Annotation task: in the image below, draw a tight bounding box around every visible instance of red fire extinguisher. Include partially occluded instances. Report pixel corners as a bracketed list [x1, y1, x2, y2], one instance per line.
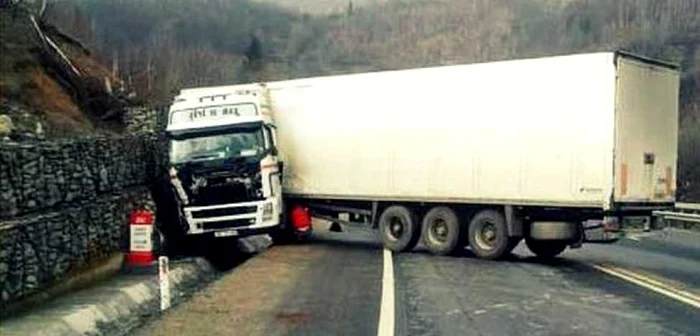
[125, 209, 157, 267]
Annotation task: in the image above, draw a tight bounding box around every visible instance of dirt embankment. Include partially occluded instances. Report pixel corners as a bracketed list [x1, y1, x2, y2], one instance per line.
[0, 5, 133, 138]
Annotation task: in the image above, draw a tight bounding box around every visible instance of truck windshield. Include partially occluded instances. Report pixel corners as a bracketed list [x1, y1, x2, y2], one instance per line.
[170, 127, 265, 164]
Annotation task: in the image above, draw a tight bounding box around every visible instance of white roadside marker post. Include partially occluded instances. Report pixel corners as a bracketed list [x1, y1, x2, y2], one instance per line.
[159, 256, 171, 311]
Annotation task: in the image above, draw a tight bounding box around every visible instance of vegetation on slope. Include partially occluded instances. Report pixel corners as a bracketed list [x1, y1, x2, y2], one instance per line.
[0, 4, 136, 138]
[45, 0, 700, 102]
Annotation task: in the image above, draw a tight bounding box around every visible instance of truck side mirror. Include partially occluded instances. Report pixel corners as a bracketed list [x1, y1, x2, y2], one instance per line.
[270, 147, 278, 156]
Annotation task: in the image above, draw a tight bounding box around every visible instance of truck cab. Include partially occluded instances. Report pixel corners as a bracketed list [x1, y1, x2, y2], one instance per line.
[165, 84, 283, 239]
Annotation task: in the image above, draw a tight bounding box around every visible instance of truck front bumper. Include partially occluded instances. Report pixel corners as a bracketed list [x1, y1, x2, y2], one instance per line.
[183, 200, 279, 236]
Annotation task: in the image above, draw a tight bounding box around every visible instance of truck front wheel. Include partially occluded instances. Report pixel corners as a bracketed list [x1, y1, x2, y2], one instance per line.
[525, 238, 567, 259]
[271, 226, 297, 245]
[379, 205, 420, 252]
[421, 206, 461, 256]
[467, 210, 516, 260]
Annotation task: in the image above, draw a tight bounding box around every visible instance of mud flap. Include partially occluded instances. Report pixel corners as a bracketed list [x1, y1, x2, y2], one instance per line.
[504, 205, 523, 237]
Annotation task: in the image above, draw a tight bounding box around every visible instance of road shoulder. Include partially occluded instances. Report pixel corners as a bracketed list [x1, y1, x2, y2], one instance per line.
[0, 258, 218, 336]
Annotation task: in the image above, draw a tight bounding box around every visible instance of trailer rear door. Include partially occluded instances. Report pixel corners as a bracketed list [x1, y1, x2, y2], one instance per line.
[613, 53, 680, 206]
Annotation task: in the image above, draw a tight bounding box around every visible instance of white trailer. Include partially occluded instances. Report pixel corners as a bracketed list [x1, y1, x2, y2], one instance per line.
[170, 51, 680, 259]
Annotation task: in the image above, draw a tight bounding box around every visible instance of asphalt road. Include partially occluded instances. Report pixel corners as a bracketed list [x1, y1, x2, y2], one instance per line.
[135, 225, 700, 336]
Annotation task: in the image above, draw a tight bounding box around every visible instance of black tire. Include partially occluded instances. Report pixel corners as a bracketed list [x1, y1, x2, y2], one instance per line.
[467, 209, 513, 260]
[379, 205, 420, 252]
[272, 203, 294, 245]
[271, 226, 297, 245]
[272, 207, 310, 245]
[421, 206, 461, 256]
[525, 237, 567, 259]
[160, 216, 191, 256]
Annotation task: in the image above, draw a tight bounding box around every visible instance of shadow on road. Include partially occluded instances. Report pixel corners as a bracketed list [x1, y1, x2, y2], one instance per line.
[408, 245, 588, 269]
[302, 233, 384, 250]
[202, 238, 256, 271]
[165, 235, 256, 271]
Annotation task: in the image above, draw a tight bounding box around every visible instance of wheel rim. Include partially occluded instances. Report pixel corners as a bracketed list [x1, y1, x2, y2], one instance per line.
[474, 220, 499, 251]
[386, 216, 406, 241]
[428, 218, 449, 244]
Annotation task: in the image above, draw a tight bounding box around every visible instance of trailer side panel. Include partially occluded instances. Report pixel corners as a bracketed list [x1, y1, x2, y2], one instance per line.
[272, 53, 617, 208]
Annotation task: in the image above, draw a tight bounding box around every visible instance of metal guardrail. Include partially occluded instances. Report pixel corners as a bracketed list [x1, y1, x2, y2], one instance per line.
[653, 211, 700, 223]
[652, 203, 700, 227]
[676, 202, 700, 211]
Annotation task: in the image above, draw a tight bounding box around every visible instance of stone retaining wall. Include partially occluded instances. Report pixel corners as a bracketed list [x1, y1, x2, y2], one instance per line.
[0, 137, 155, 219]
[0, 133, 162, 313]
[123, 106, 168, 136]
[0, 188, 153, 307]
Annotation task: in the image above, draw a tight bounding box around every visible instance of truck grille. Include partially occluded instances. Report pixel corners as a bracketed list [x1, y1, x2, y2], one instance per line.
[191, 205, 257, 219]
[191, 184, 262, 206]
[202, 218, 256, 230]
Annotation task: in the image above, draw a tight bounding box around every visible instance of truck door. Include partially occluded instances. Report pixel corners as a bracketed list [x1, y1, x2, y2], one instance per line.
[613, 55, 680, 205]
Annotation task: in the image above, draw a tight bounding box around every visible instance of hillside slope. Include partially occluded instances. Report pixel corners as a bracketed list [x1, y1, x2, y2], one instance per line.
[0, 5, 131, 138]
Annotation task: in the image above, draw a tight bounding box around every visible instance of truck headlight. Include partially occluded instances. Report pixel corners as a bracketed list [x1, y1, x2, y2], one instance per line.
[262, 203, 273, 221]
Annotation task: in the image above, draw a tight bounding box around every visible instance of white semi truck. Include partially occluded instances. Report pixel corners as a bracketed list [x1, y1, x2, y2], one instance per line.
[164, 51, 680, 259]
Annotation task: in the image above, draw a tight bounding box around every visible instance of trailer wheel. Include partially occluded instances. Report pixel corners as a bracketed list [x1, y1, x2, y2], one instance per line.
[379, 205, 420, 252]
[468, 210, 514, 260]
[525, 238, 567, 259]
[421, 206, 461, 255]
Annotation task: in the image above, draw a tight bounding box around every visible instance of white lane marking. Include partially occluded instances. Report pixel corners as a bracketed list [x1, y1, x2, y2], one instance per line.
[377, 249, 395, 336]
[592, 264, 700, 309]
